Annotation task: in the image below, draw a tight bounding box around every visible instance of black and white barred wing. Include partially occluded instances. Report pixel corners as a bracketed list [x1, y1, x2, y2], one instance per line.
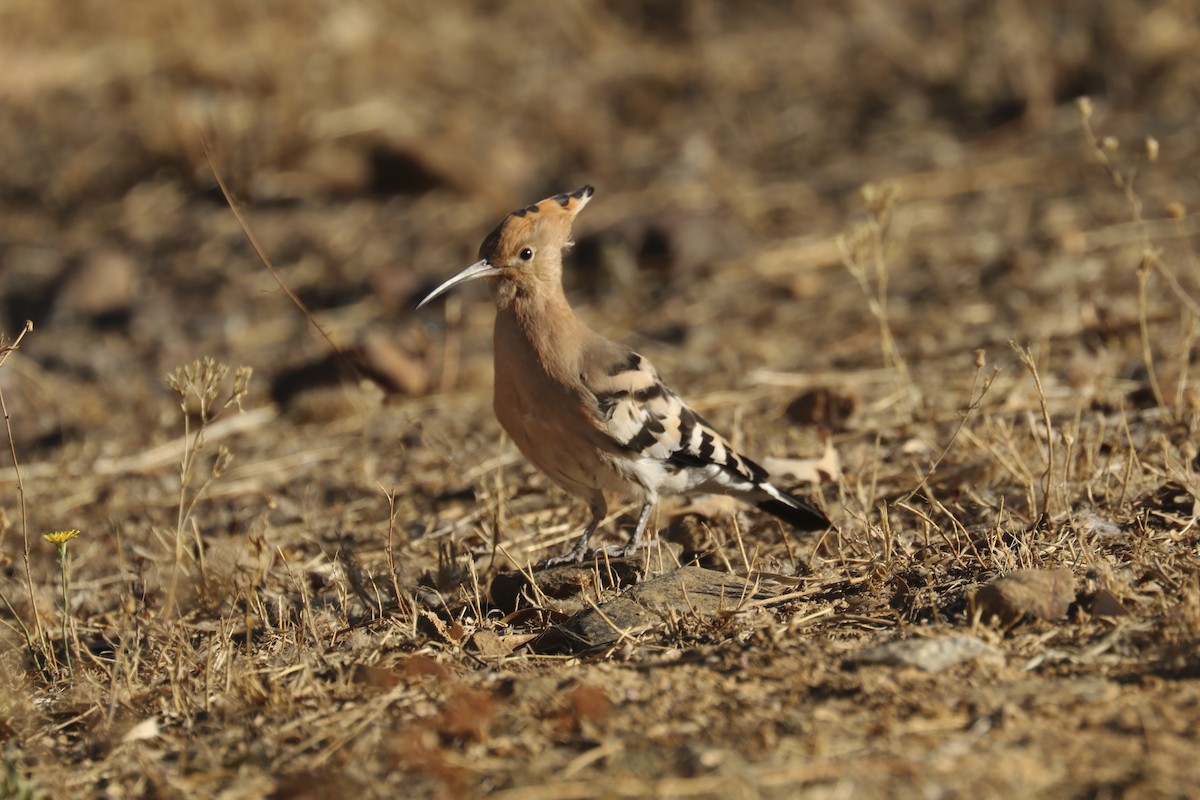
[582, 349, 830, 529]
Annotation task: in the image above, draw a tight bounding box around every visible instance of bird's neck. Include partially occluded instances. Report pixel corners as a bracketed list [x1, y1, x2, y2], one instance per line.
[497, 280, 587, 383]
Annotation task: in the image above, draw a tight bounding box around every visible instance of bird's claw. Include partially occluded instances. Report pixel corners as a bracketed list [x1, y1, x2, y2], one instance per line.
[541, 551, 586, 568]
[595, 542, 645, 559]
[539, 540, 645, 568]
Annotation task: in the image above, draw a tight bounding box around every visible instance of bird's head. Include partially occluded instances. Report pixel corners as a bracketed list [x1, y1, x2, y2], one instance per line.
[418, 185, 594, 310]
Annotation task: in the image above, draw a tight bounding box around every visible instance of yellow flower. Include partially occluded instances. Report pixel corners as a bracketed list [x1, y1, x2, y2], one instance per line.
[43, 529, 80, 546]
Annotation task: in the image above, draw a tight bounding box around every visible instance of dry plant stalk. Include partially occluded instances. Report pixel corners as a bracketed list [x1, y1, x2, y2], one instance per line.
[902, 348, 998, 505]
[1135, 253, 1166, 409]
[381, 486, 415, 622]
[1010, 342, 1055, 524]
[0, 321, 54, 683]
[1077, 97, 1200, 418]
[838, 183, 918, 411]
[164, 357, 252, 614]
[201, 133, 343, 356]
[1168, 201, 1200, 284]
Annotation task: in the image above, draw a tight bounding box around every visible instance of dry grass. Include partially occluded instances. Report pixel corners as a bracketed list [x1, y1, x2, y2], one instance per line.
[3, 0, 1200, 797]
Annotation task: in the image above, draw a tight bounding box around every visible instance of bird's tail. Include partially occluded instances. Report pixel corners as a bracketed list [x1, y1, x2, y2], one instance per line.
[754, 484, 829, 531]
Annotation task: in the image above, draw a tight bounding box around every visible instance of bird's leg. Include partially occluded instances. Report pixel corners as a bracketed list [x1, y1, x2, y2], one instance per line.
[544, 499, 606, 566]
[596, 501, 655, 558]
[621, 501, 656, 556]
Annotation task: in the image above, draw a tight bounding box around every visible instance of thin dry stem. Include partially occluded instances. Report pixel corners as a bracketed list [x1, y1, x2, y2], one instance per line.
[164, 358, 252, 614]
[838, 184, 918, 412]
[901, 350, 998, 504]
[1136, 256, 1168, 410]
[1010, 342, 1055, 523]
[1077, 97, 1198, 416]
[0, 321, 51, 679]
[201, 133, 343, 355]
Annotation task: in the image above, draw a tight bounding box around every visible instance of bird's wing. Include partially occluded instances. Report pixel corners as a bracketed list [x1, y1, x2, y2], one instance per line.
[580, 343, 830, 531]
[582, 348, 768, 490]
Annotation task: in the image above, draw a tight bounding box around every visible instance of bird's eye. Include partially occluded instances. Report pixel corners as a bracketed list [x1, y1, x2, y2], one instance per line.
[519, 247, 534, 262]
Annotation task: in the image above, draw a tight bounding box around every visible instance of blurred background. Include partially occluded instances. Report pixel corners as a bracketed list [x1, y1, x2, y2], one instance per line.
[1, 0, 1198, 528]
[4, 4, 1200, 796]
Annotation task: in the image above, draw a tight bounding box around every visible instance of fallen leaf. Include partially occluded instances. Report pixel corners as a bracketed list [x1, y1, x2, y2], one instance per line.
[1090, 589, 1131, 618]
[121, 717, 160, 743]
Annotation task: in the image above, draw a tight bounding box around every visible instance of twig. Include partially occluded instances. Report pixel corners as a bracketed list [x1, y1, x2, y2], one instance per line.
[900, 349, 998, 504]
[1136, 253, 1168, 409]
[1010, 342, 1055, 523]
[1077, 98, 1197, 415]
[199, 131, 343, 356]
[0, 321, 51, 673]
[838, 183, 918, 411]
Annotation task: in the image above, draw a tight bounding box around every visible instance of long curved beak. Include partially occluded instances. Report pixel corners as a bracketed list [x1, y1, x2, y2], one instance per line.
[416, 259, 501, 309]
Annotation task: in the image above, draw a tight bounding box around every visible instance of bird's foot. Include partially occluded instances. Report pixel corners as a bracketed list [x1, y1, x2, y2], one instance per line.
[595, 541, 646, 560]
[541, 542, 591, 567]
[540, 539, 645, 568]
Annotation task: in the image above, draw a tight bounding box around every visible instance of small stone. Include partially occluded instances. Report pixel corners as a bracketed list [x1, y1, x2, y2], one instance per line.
[561, 566, 776, 648]
[270, 331, 429, 419]
[1090, 589, 1131, 618]
[973, 569, 1076, 625]
[856, 635, 1003, 673]
[353, 329, 431, 396]
[55, 249, 138, 320]
[786, 387, 858, 430]
[300, 142, 372, 197]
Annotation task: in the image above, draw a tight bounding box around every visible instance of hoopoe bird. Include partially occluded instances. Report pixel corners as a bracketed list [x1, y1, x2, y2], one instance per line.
[419, 185, 830, 563]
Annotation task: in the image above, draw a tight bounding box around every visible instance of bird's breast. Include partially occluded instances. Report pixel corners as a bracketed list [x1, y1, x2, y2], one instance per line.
[491, 308, 629, 498]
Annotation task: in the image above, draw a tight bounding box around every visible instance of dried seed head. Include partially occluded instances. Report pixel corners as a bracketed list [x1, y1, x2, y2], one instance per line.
[860, 181, 899, 219]
[1076, 96, 1093, 119]
[1166, 202, 1186, 220]
[212, 445, 234, 479]
[1137, 250, 1160, 275]
[1144, 136, 1159, 161]
[1101, 136, 1119, 153]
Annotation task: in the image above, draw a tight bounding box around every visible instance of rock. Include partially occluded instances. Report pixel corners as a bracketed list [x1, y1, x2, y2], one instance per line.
[120, 179, 186, 244]
[973, 569, 1076, 625]
[488, 556, 644, 616]
[561, 566, 776, 648]
[786, 387, 858, 430]
[54, 249, 138, 321]
[1090, 589, 1131, 618]
[270, 330, 429, 419]
[300, 142, 373, 197]
[353, 329, 431, 396]
[855, 635, 1004, 672]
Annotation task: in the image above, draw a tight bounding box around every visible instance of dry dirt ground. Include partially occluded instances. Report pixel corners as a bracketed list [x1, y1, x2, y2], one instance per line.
[3, 2, 1200, 798]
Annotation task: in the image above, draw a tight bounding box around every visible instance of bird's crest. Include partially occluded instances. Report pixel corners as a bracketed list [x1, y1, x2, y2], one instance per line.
[478, 185, 594, 263]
